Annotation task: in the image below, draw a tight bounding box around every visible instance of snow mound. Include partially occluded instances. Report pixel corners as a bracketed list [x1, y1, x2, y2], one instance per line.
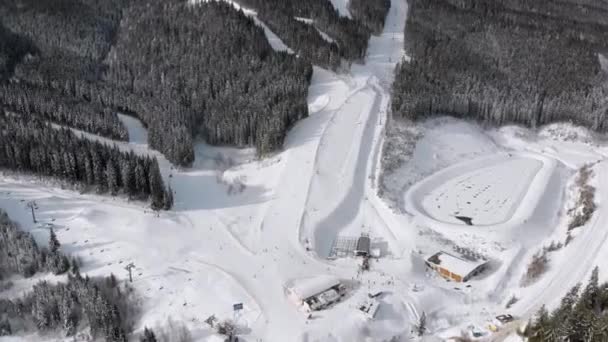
[308, 94, 330, 113]
[411, 119, 500, 172]
[538, 123, 595, 144]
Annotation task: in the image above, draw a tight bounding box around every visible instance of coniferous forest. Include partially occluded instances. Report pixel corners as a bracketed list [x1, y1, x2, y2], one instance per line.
[0, 210, 75, 278]
[0, 209, 136, 341]
[0, 113, 172, 210]
[391, 0, 608, 131]
[350, 0, 392, 34]
[0, 0, 313, 168]
[237, 0, 391, 69]
[238, 0, 369, 69]
[524, 267, 608, 341]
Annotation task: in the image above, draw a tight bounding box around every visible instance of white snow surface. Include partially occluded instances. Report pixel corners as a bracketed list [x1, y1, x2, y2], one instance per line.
[407, 153, 553, 227]
[5, 0, 608, 341]
[328, 0, 352, 18]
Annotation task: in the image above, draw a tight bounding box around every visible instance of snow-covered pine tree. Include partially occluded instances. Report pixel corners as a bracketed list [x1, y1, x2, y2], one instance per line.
[149, 160, 165, 211]
[140, 327, 158, 342]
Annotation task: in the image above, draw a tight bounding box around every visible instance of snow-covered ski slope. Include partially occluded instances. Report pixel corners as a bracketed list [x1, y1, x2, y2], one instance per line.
[4, 0, 608, 340]
[0, 1, 416, 341]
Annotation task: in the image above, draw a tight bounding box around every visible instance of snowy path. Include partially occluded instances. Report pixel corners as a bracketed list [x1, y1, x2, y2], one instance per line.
[516, 160, 608, 317]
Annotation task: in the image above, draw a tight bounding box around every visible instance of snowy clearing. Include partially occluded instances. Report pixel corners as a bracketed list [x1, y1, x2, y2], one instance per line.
[328, 0, 352, 18]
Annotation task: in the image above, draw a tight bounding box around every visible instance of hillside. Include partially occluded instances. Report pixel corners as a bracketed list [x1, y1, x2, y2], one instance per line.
[3, 0, 608, 341]
[0, 0, 312, 167]
[392, 0, 608, 131]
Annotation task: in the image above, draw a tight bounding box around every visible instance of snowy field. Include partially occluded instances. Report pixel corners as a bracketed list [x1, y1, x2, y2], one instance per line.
[412, 154, 544, 226]
[4, 0, 608, 341]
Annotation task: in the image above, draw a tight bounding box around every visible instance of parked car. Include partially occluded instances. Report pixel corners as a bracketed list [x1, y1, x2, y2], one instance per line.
[496, 314, 515, 324]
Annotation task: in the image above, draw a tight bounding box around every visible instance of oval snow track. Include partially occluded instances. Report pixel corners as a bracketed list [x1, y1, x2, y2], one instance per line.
[405, 152, 557, 229]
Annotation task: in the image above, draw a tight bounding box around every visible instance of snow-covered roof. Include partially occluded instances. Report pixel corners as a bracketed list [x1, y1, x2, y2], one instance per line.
[287, 275, 341, 300]
[356, 235, 370, 253]
[426, 251, 487, 277]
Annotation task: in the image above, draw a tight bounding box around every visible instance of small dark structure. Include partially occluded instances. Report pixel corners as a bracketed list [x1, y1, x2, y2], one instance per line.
[455, 216, 473, 226]
[496, 314, 515, 324]
[355, 233, 371, 257]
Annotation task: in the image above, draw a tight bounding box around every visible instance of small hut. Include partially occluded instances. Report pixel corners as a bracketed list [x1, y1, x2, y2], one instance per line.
[355, 233, 371, 257]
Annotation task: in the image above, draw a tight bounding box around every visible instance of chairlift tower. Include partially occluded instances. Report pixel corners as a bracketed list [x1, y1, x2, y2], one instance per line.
[124, 262, 135, 283]
[26, 201, 37, 223]
[232, 302, 243, 324]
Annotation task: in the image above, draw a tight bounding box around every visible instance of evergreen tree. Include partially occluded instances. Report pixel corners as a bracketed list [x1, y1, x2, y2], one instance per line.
[70, 257, 80, 276]
[140, 327, 158, 342]
[163, 185, 174, 211]
[105, 161, 119, 196]
[149, 161, 165, 211]
[525, 268, 608, 342]
[415, 311, 427, 336]
[48, 228, 60, 254]
[0, 318, 11, 336]
[581, 267, 600, 313]
[0, 114, 171, 209]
